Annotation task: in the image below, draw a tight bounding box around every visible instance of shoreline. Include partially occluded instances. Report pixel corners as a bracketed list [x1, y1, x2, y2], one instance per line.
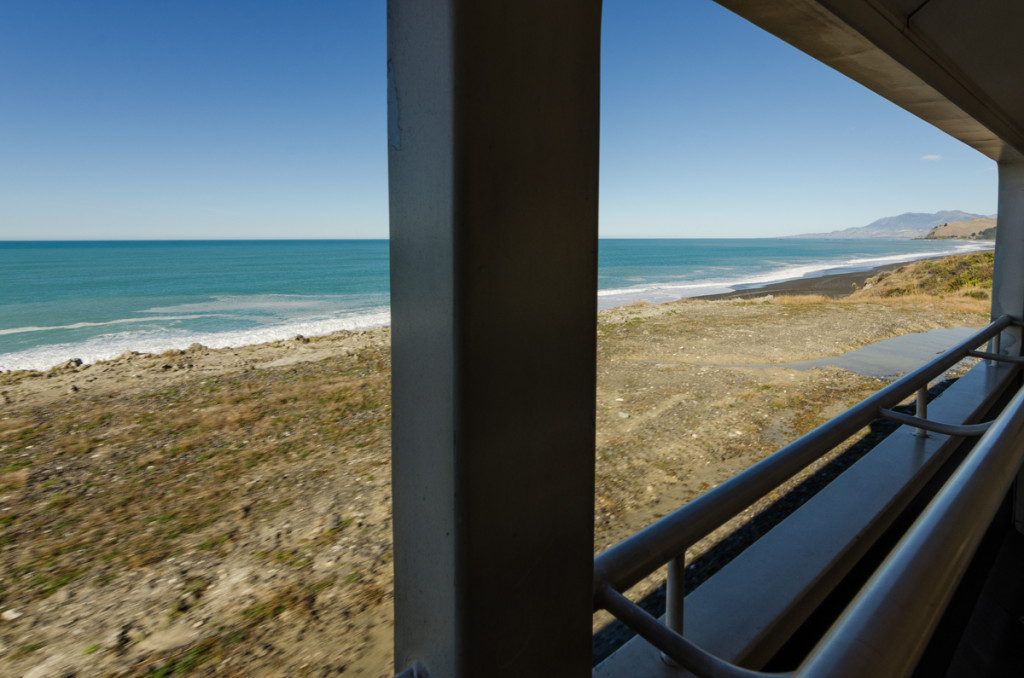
[701, 262, 907, 301]
[3, 262, 909, 374]
[3, 239, 992, 372]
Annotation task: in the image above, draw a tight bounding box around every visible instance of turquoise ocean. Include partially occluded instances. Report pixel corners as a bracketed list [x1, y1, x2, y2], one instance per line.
[0, 238, 992, 371]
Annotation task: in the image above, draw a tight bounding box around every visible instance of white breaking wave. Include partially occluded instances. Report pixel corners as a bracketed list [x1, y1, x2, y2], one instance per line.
[0, 308, 391, 372]
[0, 315, 220, 337]
[142, 294, 359, 315]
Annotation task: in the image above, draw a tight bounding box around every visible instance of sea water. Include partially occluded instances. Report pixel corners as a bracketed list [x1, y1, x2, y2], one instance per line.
[1, 240, 389, 371]
[596, 238, 990, 307]
[0, 238, 991, 371]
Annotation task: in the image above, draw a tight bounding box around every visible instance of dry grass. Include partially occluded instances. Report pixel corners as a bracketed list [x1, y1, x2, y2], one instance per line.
[850, 252, 993, 299]
[771, 294, 832, 305]
[0, 344, 392, 606]
[839, 293, 990, 315]
[769, 254, 994, 315]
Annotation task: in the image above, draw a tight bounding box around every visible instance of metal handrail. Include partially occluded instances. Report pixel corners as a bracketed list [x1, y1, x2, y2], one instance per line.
[595, 583, 786, 678]
[593, 315, 1011, 594]
[395, 664, 428, 678]
[969, 349, 1024, 363]
[796, 371, 1024, 677]
[592, 315, 1018, 678]
[596, 370, 1024, 678]
[877, 408, 992, 436]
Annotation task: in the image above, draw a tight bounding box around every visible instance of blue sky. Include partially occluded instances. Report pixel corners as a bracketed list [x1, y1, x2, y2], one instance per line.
[0, 1, 997, 240]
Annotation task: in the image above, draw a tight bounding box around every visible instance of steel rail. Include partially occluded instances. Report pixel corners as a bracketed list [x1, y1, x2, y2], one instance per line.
[593, 315, 1011, 594]
[969, 349, 1024, 363]
[877, 408, 992, 436]
[796, 376, 1024, 677]
[595, 583, 788, 678]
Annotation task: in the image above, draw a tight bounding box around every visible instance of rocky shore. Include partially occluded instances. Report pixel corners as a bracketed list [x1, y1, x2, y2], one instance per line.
[0, 262, 991, 677]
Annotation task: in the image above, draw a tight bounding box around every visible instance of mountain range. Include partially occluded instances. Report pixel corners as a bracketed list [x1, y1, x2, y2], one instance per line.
[797, 210, 992, 239]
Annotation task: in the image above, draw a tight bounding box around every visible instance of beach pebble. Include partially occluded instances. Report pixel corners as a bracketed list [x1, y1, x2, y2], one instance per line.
[618, 412, 630, 419]
[1, 608, 23, 621]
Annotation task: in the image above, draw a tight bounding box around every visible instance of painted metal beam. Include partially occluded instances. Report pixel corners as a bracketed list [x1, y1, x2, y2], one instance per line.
[993, 161, 1024, 535]
[388, 2, 601, 676]
[714, 0, 1024, 161]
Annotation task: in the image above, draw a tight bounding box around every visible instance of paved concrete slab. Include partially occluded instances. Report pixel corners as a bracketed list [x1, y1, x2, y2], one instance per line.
[788, 327, 982, 377]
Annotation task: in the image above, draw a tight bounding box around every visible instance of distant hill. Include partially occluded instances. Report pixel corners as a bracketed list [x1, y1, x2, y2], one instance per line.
[922, 216, 996, 240]
[852, 251, 993, 302]
[798, 210, 989, 239]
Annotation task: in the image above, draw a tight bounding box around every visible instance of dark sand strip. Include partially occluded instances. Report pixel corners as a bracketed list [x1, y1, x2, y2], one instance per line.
[703, 263, 905, 301]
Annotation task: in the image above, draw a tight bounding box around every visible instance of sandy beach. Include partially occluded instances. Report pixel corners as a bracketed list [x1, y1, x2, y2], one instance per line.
[0, 259, 992, 677]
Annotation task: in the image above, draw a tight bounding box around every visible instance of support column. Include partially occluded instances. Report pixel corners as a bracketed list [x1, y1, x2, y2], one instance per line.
[993, 162, 1024, 350]
[388, 2, 601, 676]
[993, 162, 1024, 534]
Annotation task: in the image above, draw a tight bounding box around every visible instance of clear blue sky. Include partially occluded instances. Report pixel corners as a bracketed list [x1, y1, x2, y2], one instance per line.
[0, 1, 997, 240]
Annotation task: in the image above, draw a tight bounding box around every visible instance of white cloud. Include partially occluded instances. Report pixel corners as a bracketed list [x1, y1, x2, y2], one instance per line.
[921, 154, 943, 162]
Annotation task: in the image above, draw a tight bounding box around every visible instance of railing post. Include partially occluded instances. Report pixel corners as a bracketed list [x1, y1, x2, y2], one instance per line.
[915, 386, 929, 437]
[989, 331, 1002, 364]
[661, 554, 686, 667]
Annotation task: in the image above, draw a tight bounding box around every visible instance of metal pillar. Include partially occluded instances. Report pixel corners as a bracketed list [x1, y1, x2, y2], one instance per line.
[993, 162, 1024, 534]
[993, 162, 1024, 351]
[388, 2, 601, 676]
